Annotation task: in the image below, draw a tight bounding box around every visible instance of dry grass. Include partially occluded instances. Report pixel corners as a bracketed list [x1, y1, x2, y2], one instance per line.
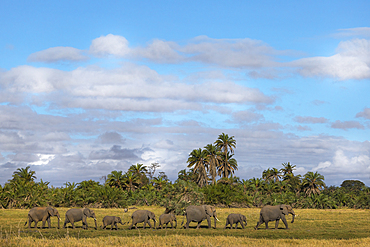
[1, 207, 370, 246]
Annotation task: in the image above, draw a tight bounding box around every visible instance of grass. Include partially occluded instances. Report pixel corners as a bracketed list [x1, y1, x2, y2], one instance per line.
[1, 206, 370, 246]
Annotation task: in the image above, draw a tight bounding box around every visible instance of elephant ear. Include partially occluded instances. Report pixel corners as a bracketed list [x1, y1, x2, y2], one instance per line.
[47, 207, 54, 216]
[204, 205, 214, 216]
[280, 205, 288, 215]
[83, 208, 90, 216]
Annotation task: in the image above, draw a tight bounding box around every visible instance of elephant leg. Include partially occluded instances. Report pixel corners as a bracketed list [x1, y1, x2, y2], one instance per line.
[235, 222, 239, 229]
[34, 220, 39, 229]
[281, 216, 289, 229]
[254, 215, 263, 230]
[275, 219, 280, 229]
[47, 217, 51, 228]
[196, 221, 202, 229]
[240, 221, 245, 229]
[170, 221, 174, 229]
[264, 221, 269, 229]
[147, 220, 153, 229]
[115, 223, 118, 230]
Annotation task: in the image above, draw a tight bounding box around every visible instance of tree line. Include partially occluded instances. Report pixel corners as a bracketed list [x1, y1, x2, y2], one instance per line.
[1, 133, 369, 212]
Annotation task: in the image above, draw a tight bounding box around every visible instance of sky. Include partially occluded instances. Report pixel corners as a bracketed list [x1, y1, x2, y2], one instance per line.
[0, 0, 369, 187]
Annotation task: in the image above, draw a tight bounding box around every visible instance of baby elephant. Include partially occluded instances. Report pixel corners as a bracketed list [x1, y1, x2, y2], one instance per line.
[224, 213, 247, 229]
[101, 216, 124, 230]
[157, 213, 177, 229]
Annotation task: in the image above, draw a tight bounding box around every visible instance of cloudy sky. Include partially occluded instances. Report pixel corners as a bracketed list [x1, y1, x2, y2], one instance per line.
[1, 0, 369, 187]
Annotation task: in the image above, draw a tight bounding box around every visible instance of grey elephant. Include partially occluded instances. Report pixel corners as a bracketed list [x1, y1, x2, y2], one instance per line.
[129, 210, 156, 229]
[101, 216, 124, 230]
[255, 204, 295, 230]
[224, 213, 247, 229]
[24, 206, 60, 229]
[63, 208, 97, 230]
[157, 213, 177, 229]
[182, 205, 219, 229]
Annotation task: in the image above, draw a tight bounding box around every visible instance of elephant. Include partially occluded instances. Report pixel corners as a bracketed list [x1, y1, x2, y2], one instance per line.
[129, 210, 156, 229]
[63, 208, 97, 230]
[182, 205, 219, 229]
[254, 204, 295, 230]
[101, 216, 124, 230]
[224, 213, 247, 229]
[24, 206, 60, 229]
[157, 213, 177, 229]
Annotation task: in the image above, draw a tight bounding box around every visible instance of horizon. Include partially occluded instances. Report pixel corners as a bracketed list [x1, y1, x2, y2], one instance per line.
[1, 0, 369, 187]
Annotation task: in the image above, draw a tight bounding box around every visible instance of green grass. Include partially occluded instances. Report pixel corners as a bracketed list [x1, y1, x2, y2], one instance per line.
[1, 207, 370, 246]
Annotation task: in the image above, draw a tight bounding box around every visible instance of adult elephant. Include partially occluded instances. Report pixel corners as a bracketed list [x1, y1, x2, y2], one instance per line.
[129, 210, 156, 229]
[63, 208, 97, 230]
[254, 204, 295, 230]
[182, 205, 219, 229]
[24, 206, 60, 229]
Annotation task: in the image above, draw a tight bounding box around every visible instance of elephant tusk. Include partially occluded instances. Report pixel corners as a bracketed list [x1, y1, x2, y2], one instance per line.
[215, 217, 220, 222]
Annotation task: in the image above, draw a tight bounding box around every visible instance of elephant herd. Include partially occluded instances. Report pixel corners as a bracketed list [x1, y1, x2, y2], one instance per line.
[24, 204, 296, 231]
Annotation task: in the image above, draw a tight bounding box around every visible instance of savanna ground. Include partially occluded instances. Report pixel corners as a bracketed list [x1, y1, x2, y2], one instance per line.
[1, 206, 369, 246]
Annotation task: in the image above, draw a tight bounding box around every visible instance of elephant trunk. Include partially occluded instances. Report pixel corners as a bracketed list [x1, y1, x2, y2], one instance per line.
[153, 219, 156, 229]
[57, 216, 60, 229]
[94, 218, 97, 229]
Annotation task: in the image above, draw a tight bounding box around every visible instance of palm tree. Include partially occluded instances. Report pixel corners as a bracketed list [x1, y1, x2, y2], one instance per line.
[187, 148, 208, 187]
[217, 152, 238, 178]
[262, 168, 274, 182]
[270, 168, 282, 182]
[204, 144, 221, 185]
[214, 133, 236, 157]
[105, 171, 125, 189]
[12, 166, 36, 183]
[302, 171, 326, 196]
[153, 177, 168, 191]
[128, 163, 149, 187]
[122, 171, 140, 192]
[280, 162, 296, 177]
[214, 133, 237, 178]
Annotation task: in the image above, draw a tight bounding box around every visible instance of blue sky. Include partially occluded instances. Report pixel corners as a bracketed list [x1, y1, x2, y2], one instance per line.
[0, 0, 369, 186]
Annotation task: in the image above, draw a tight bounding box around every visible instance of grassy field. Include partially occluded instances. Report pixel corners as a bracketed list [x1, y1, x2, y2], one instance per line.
[1, 206, 370, 246]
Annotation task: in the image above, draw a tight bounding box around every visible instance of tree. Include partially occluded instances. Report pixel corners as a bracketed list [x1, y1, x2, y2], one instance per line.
[302, 171, 326, 196]
[214, 133, 237, 178]
[147, 163, 160, 182]
[122, 171, 140, 192]
[217, 152, 238, 178]
[204, 144, 221, 185]
[340, 180, 365, 192]
[105, 171, 125, 189]
[128, 163, 149, 187]
[12, 166, 36, 183]
[187, 148, 208, 187]
[280, 162, 296, 177]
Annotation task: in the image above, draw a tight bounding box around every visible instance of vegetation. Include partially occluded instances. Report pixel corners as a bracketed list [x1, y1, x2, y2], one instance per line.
[1, 207, 370, 246]
[1, 133, 370, 210]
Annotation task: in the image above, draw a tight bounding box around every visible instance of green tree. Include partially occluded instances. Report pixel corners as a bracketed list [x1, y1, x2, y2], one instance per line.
[217, 152, 238, 178]
[128, 163, 149, 187]
[122, 171, 140, 192]
[105, 171, 125, 189]
[302, 171, 326, 196]
[12, 166, 36, 183]
[280, 162, 296, 177]
[187, 148, 208, 187]
[340, 180, 365, 193]
[204, 144, 221, 185]
[214, 133, 237, 178]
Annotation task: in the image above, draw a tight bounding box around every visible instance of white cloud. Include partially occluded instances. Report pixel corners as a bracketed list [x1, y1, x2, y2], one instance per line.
[313, 150, 370, 175]
[335, 27, 370, 38]
[28, 47, 89, 63]
[292, 39, 370, 80]
[89, 34, 130, 57]
[356, 108, 370, 119]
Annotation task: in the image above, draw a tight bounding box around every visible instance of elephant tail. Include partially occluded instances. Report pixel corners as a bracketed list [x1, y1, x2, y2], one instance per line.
[24, 221, 28, 227]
